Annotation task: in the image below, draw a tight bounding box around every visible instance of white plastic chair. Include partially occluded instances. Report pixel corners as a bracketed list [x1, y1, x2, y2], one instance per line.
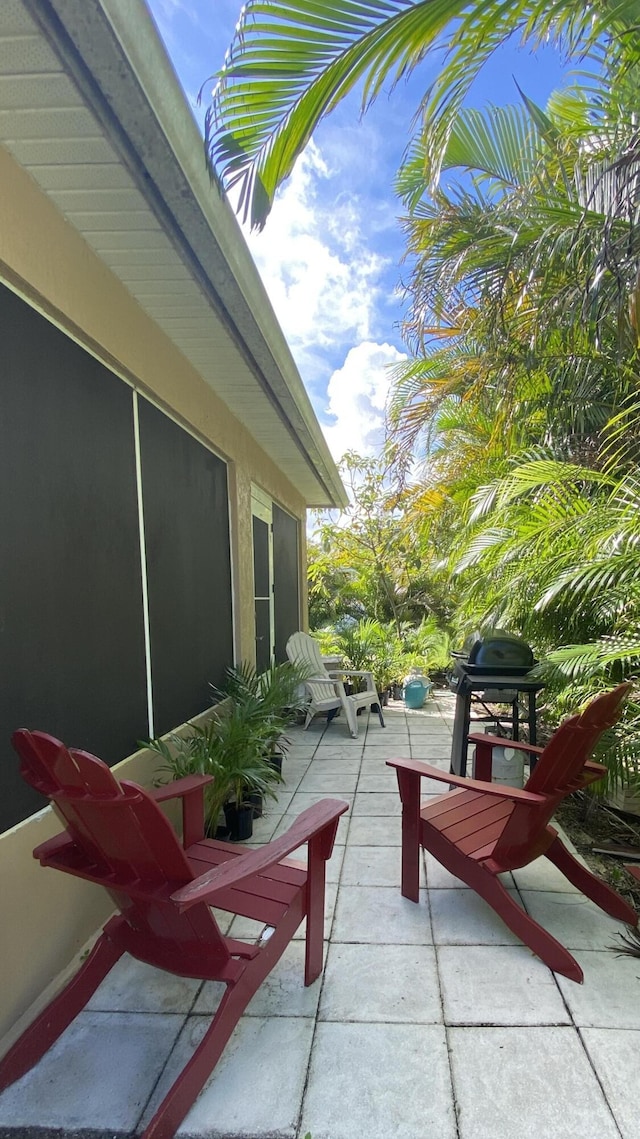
[286, 632, 385, 739]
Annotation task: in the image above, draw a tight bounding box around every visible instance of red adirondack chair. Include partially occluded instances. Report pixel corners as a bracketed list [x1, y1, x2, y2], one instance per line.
[388, 683, 637, 982]
[0, 731, 348, 1139]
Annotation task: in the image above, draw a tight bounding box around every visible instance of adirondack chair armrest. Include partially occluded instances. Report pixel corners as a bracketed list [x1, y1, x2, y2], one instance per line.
[579, 759, 608, 787]
[386, 758, 546, 803]
[468, 733, 544, 757]
[171, 798, 349, 911]
[328, 669, 372, 678]
[33, 829, 76, 865]
[152, 775, 214, 802]
[152, 775, 215, 847]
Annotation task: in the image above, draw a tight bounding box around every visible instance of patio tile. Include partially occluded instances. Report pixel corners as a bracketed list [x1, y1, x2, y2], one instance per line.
[409, 744, 453, 761]
[307, 758, 361, 771]
[363, 743, 409, 755]
[318, 943, 442, 1023]
[312, 749, 364, 763]
[347, 815, 402, 846]
[245, 811, 285, 843]
[430, 888, 523, 944]
[366, 732, 410, 743]
[289, 842, 345, 883]
[227, 914, 270, 941]
[556, 949, 640, 1027]
[438, 944, 570, 1025]
[511, 855, 582, 892]
[341, 843, 423, 888]
[315, 737, 364, 749]
[297, 769, 359, 792]
[271, 788, 295, 809]
[360, 756, 403, 772]
[520, 890, 629, 950]
[409, 723, 451, 734]
[195, 941, 322, 1019]
[0, 1010, 184, 1132]
[300, 1022, 456, 1139]
[449, 1026, 621, 1139]
[281, 765, 311, 790]
[581, 1028, 640, 1139]
[352, 792, 402, 816]
[146, 1015, 315, 1138]
[332, 885, 432, 944]
[357, 771, 397, 791]
[293, 882, 339, 941]
[288, 791, 355, 814]
[87, 953, 202, 1013]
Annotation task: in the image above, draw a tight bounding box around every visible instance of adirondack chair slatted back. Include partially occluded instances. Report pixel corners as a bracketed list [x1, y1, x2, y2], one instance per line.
[491, 684, 632, 867]
[286, 631, 325, 675]
[286, 632, 343, 711]
[306, 679, 340, 706]
[13, 730, 120, 873]
[13, 730, 232, 973]
[525, 684, 631, 795]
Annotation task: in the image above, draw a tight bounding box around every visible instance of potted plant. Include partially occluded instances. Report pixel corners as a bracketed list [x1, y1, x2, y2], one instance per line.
[144, 695, 282, 841]
[143, 718, 235, 838]
[216, 659, 312, 775]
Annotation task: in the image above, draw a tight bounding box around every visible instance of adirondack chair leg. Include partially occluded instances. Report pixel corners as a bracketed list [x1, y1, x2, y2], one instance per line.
[545, 834, 638, 925]
[397, 770, 421, 903]
[475, 870, 584, 982]
[142, 908, 306, 1139]
[305, 824, 339, 984]
[0, 921, 124, 1091]
[141, 979, 253, 1139]
[426, 830, 584, 982]
[342, 698, 359, 739]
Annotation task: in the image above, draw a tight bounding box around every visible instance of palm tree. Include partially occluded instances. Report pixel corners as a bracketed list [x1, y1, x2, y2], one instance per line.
[206, 0, 637, 230]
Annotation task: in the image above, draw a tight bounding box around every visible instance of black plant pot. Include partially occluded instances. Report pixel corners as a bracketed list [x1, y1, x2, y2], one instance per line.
[247, 790, 263, 818]
[223, 801, 254, 842]
[267, 750, 283, 775]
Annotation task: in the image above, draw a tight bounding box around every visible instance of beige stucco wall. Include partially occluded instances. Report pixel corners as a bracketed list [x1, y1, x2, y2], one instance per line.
[0, 145, 308, 1049]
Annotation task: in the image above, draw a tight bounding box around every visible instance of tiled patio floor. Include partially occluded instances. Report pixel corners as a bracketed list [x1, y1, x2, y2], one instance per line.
[2, 694, 639, 1139]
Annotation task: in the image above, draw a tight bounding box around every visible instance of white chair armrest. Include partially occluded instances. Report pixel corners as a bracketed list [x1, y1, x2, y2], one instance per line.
[329, 669, 376, 694]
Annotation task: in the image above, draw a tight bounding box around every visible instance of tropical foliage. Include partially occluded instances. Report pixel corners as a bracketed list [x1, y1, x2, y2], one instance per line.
[313, 616, 451, 693]
[309, 451, 452, 632]
[206, 0, 638, 229]
[209, 1, 640, 788]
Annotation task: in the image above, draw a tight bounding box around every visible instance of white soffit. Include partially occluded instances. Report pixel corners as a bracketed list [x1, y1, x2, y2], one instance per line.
[0, 0, 348, 509]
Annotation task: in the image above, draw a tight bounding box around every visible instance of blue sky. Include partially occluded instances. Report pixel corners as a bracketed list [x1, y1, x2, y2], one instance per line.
[145, 0, 570, 461]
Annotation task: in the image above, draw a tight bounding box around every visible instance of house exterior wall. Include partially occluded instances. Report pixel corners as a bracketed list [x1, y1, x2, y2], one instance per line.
[0, 144, 306, 1047]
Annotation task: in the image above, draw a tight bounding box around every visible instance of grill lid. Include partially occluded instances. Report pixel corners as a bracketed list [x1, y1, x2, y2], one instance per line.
[468, 632, 534, 670]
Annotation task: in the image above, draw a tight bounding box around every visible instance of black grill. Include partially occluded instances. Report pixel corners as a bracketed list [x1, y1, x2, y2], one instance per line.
[452, 631, 535, 683]
[449, 632, 543, 777]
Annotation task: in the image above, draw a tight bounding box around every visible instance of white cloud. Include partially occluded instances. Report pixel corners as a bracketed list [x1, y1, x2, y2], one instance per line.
[322, 340, 407, 461]
[245, 143, 389, 381]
